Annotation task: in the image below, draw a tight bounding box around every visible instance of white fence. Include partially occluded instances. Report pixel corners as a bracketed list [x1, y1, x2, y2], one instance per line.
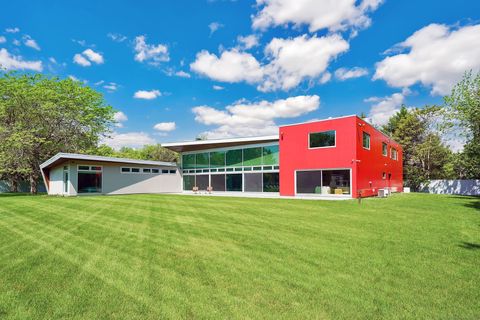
[420, 180, 480, 196]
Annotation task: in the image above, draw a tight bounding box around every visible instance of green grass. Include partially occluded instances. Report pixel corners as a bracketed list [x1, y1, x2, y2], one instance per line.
[0, 193, 479, 319]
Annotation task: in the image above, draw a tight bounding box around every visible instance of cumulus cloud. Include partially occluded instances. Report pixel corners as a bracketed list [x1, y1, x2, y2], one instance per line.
[260, 34, 349, 91]
[153, 122, 176, 132]
[175, 70, 191, 78]
[134, 35, 169, 65]
[191, 34, 348, 91]
[374, 23, 480, 95]
[192, 95, 320, 138]
[0, 48, 42, 71]
[335, 67, 368, 80]
[237, 34, 259, 49]
[365, 88, 410, 126]
[208, 22, 223, 36]
[0, 36, 6, 44]
[113, 111, 128, 127]
[5, 27, 20, 33]
[23, 35, 40, 50]
[252, 0, 383, 33]
[73, 49, 104, 66]
[133, 89, 161, 99]
[190, 49, 264, 84]
[102, 132, 155, 150]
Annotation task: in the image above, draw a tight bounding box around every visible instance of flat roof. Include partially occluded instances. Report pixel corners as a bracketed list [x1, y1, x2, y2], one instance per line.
[162, 135, 279, 152]
[40, 153, 177, 169]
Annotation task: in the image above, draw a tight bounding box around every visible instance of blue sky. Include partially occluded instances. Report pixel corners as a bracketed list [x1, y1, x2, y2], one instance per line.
[1, 0, 479, 149]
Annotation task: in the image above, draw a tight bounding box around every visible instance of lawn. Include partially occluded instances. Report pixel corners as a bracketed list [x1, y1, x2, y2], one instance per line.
[0, 193, 479, 319]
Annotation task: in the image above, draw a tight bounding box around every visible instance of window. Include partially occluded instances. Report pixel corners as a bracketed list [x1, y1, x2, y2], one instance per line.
[196, 175, 209, 190]
[183, 176, 195, 191]
[209, 151, 225, 168]
[169, 169, 176, 174]
[131, 168, 140, 173]
[262, 145, 279, 165]
[226, 149, 242, 167]
[195, 153, 209, 168]
[182, 154, 195, 169]
[152, 169, 159, 174]
[263, 172, 279, 192]
[309, 130, 335, 148]
[296, 169, 350, 195]
[162, 169, 169, 174]
[226, 174, 242, 191]
[78, 165, 90, 171]
[143, 168, 151, 173]
[243, 147, 262, 166]
[211, 174, 226, 191]
[382, 172, 386, 179]
[363, 132, 370, 149]
[391, 148, 398, 160]
[382, 142, 388, 156]
[77, 165, 102, 193]
[244, 173, 262, 192]
[121, 167, 130, 173]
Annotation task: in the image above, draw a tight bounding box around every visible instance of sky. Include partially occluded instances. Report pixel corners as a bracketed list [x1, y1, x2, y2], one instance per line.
[1, 0, 479, 149]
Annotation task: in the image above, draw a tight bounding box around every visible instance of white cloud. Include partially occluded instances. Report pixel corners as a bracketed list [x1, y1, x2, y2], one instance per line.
[102, 132, 155, 150]
[23, 35, 40, 50]
[0, 48, 42, 71]
[103, 82, 119, 92]
[192, 95, 320, 138]
[73, 49, 104, 66]
[190, 34, 348, 91]
[260, 34, 349, 91]
[134, 35, 169, 65]
[208, 22, 223, 36]
[49, 57, 57, 64]
[73, 53, 91, 66]
[252, 0, 383, 33]
[237, 34, 260, 49]
[113, 111, 128, 127]
[107, 33, 127, 42]
[335, 67, 368, 80]
[319, 72, 332, 84]
[213, 85, 224, 90]
[133, 89, 161, 99]
[374, 23, 480, 95]
[365, 88, 410, 126]
[68, 75, 87, 84]
[190, 49, 264, 84]
[175, 70, 191, 78]
[153, 122, 176, 132]
[5, 27, 20, 33]
[0, 36, 6, 44]
[82, 48, 104, 64]
[12, 39, 20, 46]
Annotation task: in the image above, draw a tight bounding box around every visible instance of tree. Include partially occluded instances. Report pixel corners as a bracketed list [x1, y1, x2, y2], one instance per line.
[88, 144, 179, 162]
[443, 71, 480, 178]
[386, 106, 451, 190]
[0, 72, 114, 193]
[382, 105, 409, 136]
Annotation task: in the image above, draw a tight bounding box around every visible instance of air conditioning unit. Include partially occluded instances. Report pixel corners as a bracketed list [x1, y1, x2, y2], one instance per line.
[378, 188, 389, 197]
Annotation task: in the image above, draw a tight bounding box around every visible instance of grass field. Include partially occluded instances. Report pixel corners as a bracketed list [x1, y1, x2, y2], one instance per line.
[0, 193, 479, 319]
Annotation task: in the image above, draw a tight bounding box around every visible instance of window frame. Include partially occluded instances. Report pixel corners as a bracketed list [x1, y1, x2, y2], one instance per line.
[382, 142, 388, 156]
[308, 130, 336, 149]
[77, 165, 103, 172]
[391, 147, 398, 160]
[362, 132, 371, 150]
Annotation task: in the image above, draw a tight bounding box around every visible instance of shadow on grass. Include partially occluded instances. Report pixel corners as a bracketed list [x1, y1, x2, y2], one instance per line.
[0, 192, 45, 197]
[447, 195, 480, 211]
[459, 242, 480, 250]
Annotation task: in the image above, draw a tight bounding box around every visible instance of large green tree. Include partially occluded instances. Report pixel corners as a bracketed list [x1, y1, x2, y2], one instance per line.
[383, 106, 451, 190]
[90, 144, 178, 162]
[443, 71, 480, 178]
[0, 72, 114, 193]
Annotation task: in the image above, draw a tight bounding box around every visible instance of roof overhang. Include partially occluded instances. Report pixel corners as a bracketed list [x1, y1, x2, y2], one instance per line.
[162, 135, 279, 153]
[40, 153, 177, 170]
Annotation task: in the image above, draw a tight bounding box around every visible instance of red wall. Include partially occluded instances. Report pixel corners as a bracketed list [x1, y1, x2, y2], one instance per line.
[278, 115, 403, 198]
[279, 116, 358, 196]
[355, 117, 403, 197]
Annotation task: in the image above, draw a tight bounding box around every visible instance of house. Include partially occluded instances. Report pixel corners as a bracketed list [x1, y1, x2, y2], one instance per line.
[41, 115, 403, 198]
[40, 153, 181, 196]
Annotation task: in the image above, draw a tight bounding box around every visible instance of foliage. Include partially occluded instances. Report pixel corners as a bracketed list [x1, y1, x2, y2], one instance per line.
[386, 106, 452, 190]
[0, 72, 114, 193]
[89, 144, 179, 162]
[443, 71, 480, 178]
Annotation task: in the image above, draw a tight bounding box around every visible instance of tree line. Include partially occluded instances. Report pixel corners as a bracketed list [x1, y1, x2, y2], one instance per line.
[0, 71, 478, 194]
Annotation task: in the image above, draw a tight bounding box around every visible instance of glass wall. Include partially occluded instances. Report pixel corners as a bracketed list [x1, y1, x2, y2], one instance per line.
[78, 172, 102, 193]
[183, 175, 195, 191]
[244, 173, 262, 192]
[226, 174, 242, 191]
[181, 144, 279, 170]
[296, 169, 350, 195]
[211, 174, 226, 191]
